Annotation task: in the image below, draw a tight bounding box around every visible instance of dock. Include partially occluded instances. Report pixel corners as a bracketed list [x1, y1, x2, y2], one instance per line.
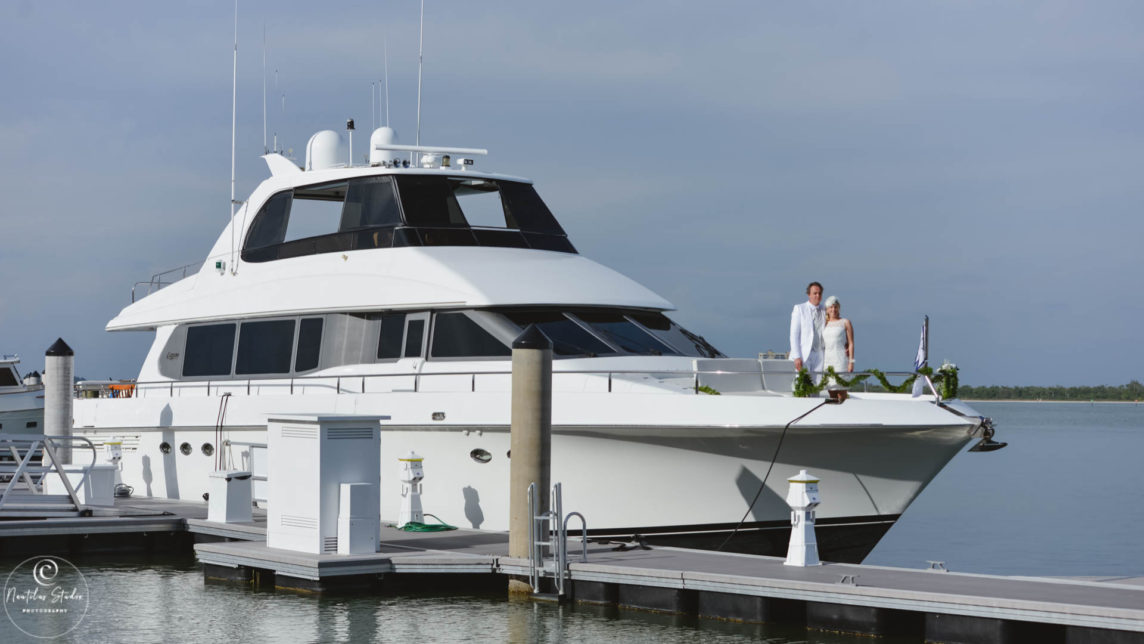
[4, 497, 1139, 642]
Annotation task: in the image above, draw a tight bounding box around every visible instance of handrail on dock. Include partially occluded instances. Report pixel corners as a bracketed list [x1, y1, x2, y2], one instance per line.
[0, 434, 98, 515]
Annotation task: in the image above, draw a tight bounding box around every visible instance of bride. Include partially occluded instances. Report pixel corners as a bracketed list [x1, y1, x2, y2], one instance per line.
[822, 295, 855, 373]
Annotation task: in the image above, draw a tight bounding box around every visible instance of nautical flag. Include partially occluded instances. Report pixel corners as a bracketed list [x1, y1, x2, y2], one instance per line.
[914, 316, 928, 371]
[912, 316, 928, 397]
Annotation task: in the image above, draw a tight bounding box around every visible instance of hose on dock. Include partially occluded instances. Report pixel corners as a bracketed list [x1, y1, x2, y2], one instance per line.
[397, 513, 457, 532]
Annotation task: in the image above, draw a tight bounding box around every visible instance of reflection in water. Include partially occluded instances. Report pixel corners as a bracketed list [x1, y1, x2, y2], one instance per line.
[0, 555, 878, 643]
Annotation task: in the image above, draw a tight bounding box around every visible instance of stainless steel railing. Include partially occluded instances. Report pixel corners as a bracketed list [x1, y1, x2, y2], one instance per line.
[131, 261, 199, 302]
[73, 368, 925, 400]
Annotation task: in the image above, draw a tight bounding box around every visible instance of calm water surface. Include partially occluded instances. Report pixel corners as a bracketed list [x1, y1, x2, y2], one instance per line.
[2, 401, 1140, 642]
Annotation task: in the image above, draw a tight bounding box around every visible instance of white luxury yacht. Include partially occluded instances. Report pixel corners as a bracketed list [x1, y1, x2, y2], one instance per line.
[73, 129, 996, 562]
[1, 355, 43, 434]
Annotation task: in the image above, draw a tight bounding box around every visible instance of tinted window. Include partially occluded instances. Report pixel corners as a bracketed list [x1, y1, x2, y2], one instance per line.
[395, 176, 467, 227]
[453, 181, 508, 228]
[431, 313, 511, 358]
[295, 318, 323, 372]
[503, 311, 615, 357]
[236, 320, 296, 375]
[245, 191, 292, 249]
[285, 183, 346, 242]
[574, 312, 678, 355]
[501, 182, 565, 235]
[629, 313, 724, 358]
[0, 369, 18, 387]
[377, 313, 406, 360]
[183, 324, 237, 377]
[404, 319, 425, 358]
[340, 177, 401, 230]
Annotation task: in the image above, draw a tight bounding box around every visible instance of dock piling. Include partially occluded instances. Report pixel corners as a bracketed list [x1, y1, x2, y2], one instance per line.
[508, 325, 552, 596]
[44, 338, 75, 464]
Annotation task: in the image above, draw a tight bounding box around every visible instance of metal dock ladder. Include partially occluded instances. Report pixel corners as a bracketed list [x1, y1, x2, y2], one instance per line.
[528, 482, 588, 599]
[0, 434, 95, 518]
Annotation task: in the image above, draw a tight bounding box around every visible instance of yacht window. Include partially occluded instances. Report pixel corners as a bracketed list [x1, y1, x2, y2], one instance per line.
[572, 312, 679, 356]
[236, 320, 296, 375]
[377, 313, 407, 360]
[340, 177, 401, 230]
[453, 180, 509, 228]
[285, 183, 347, 242]
[0, 369, 18, 387]
[395, 176, 467, 227]
[295, 318, 324, 372]
[245, 191, 292, 249]
[500, 182, 566, 235]
[183, 324, 237, 377]
[628, 313, 725, 358]
[502, 311, 615, 357]
[430, 313, 512, 358]
[404, 319, 426, 358]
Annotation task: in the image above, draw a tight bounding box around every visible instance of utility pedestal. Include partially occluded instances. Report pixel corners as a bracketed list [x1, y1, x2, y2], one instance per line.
[208, 470, 253, 523]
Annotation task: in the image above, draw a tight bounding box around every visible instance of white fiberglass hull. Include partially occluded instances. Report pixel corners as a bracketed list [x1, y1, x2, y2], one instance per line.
[73, 385, 982, 560]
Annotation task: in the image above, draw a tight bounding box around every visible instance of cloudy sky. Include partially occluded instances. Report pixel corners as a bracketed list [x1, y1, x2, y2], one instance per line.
[1, 1, 1141, 387]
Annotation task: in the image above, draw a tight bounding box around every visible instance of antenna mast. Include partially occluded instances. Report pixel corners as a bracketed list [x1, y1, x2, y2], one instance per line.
[415, 0, 425, 150]
[384, 39, 390, 127]
[262, 25, 267, 154]
[229, 0, 239, 274]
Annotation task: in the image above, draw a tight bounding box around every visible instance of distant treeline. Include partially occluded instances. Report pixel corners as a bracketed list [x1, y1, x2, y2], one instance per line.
[960, 381, 1144, 401]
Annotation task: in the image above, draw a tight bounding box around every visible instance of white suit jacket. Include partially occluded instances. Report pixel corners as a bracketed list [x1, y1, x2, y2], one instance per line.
[789, 301, 823, 363]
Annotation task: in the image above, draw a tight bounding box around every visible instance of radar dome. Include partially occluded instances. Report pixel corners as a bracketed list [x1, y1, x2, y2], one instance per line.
[305, 130, 347, 171]
[370, 127, 400, 165]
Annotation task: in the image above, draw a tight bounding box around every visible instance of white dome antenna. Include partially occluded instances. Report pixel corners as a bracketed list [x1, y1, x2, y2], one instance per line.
[305, 130, 347, 171]
[370, 127, 400, 165]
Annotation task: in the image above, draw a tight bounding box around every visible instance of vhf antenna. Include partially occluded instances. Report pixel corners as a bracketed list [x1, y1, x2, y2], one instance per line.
[262, 25, 268, 154]
[415, 0, 425, 157]
[384, 38, 390, 127]
[229, 0, 239, 275]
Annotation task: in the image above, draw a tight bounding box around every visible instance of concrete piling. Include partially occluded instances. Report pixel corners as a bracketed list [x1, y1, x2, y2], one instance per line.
[44, 338, 75, 464]
[508, 324, 552, 596]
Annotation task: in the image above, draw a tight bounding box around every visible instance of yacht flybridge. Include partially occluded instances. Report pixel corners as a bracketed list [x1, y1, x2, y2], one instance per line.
[74, 128, 993, 562]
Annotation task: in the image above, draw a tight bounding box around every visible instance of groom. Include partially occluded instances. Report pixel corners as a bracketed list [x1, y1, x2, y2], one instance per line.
[789, 281, 825, 377]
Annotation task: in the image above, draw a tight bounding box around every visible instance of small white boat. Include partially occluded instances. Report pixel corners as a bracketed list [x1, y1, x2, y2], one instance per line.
[0, 355, 43, 434]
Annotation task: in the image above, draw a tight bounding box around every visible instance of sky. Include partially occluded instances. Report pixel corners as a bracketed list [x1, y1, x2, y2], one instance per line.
[1, 1, 1142, 387]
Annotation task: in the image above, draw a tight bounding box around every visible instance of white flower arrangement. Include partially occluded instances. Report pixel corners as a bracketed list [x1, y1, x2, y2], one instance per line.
[938, 360, 958, 373]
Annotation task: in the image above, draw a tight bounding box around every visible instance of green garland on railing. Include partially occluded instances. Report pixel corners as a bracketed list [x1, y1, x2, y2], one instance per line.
[934, 362, 959, 399]
[793, 363, 960, 398]
[697, 385, 721, 395]
[793, 367, 871, 397]
[867, 368, 920, 394]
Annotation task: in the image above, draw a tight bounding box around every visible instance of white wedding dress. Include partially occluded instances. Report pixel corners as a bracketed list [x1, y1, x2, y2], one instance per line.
[823, 320, 849, 373]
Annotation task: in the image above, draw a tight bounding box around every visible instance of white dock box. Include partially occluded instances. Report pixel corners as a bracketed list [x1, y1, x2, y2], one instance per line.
[44, 464, 117, 506]
[266, 415, 383, 554]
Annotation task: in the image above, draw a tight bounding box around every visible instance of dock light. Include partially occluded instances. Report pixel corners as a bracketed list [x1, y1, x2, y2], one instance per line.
[397, 451, 425, 528]
[784, 469, 822, 566]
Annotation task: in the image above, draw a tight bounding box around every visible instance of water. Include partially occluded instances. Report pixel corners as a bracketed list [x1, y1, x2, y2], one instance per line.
[2, 402, 1140, 642]
[866, 401, 1144, 576]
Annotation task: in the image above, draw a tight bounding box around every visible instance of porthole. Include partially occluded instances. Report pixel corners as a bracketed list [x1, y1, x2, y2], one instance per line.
[159, 442, 172, 454]
[506, 449, 511, 459]
[470, 448, 492, 464]
[179, 442, 192, 456]
[202, 443, 215, 457]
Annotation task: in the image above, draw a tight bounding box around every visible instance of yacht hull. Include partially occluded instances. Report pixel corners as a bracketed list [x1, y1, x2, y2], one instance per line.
[74, 388, 981, 562]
